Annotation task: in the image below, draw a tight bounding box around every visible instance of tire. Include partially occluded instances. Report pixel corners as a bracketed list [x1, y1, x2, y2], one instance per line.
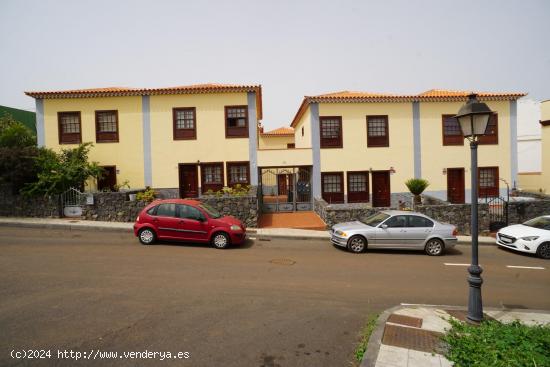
[211, 232, 230, 249]
[425, 238, 445, 256]
[347, 235, 367, 253]
[536, 242, 550, 259]
[138, 228, 156, 245]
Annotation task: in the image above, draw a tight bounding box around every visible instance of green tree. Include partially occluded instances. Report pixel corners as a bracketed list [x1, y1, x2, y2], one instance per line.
[22, 143, 103, 196]
[405, 178, 430, 206]
[0, 113, 39, 193]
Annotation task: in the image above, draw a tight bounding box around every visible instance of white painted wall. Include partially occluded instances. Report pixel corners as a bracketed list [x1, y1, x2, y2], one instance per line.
[517, 99, 541, 172]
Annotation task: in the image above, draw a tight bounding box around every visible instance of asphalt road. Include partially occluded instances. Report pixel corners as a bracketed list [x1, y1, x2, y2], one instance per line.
[1, 226, 549, 367]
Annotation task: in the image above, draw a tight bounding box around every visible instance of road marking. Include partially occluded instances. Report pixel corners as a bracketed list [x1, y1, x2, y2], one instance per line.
[506, 265, 545, 270]
[444, 263, 470, 266]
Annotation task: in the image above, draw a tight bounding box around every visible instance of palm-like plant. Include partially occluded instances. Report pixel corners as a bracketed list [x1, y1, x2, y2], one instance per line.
[405, 178, 430, 206]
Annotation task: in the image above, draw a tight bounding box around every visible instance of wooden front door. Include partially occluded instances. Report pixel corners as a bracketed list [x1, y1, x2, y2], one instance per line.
[447, 168, 465, 204]
[178, 164, 198, 198]
[371, 171, 390, 207]
[98, 166, 117, 191]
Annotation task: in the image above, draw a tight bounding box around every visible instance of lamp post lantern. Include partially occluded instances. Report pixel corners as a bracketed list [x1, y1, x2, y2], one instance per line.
[454, 93, 494, 324]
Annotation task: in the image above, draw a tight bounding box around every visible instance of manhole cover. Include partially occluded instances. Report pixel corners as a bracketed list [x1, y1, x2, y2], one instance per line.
[387, 314, 423, 328]
[382, 324, 444, 353]
[269, 258, 296, 266]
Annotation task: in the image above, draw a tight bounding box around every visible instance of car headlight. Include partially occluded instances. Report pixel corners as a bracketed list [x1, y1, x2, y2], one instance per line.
[230, 225, 242, 231]
[335, 230, 347, 237]
[520, 236, 539, 241]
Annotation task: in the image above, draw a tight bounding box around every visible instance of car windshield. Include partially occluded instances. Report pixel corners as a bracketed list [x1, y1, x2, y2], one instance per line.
[361, 212, 390, 227]
[199, 203, 222, 219]
[523, 216, 550, 231]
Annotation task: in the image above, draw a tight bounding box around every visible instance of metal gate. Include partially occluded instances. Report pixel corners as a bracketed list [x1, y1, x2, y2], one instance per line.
[481, 195, 509, 232]
[61, 187, 90, 217]
[259, 167, 312, 212]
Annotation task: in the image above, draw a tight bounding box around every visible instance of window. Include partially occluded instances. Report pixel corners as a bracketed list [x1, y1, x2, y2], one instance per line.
[442, 114, 463, 146]
[201, 162, 224, 193]
[156, 203, 176, 217]
[321, 172, 344, 203]
[478, 166, 499, 197]
[320, 116, 342, 148]
[173, 107, 196, 140]
[407, 216, 434, 228]
[287, 143, 295, 149]
[177, 205, 205, 221]
[226, 161, 250, 187]
[58, 112, 81, 144]
[347, 171, 369, 203]
[225, 106, 248, 138]
[384, 215, 407, 228]
[301, 127, 304, 136]
[367, 115, 389, 147]
[478, 113, 498, 145]
[95, 110, 119, 143]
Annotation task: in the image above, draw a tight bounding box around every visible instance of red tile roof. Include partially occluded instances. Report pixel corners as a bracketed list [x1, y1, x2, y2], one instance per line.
[261, 127, 294, 136]
[25, 83, 263, 119]
[290, 89, 526, 127]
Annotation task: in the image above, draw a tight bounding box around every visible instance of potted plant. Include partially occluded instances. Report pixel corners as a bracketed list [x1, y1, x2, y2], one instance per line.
[405, 178, 430, 206]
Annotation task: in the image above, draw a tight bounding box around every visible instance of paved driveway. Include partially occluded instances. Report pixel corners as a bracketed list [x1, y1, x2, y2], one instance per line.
[1, 226, 548, 366]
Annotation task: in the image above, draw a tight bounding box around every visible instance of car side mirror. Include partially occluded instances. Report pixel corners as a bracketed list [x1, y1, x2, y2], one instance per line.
[380, 224, 388, 229]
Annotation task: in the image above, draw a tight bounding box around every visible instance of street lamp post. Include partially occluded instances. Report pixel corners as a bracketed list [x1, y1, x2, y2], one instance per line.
[454, 93, 495, 324]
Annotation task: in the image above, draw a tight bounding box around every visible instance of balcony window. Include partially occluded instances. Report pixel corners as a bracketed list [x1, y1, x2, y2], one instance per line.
[95, 110, 119, 143]
[367, 115, 389, 147]
[225, 106, 248, 138]
[58, 112, 81, 144]
[173, 107, 196, 140]
[320, 117, 342, 148]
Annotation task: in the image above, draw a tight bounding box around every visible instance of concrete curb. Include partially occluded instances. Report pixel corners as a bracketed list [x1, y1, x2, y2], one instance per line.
[0, 219, 496, 245]
[359, 304, 550, 367]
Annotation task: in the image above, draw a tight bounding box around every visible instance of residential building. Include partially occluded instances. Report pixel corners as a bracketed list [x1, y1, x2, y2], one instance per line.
[540, 100, 550, 193]
[289, 89, 525, 207]
[25, 85, 526, 212]
[25, 84, 261, 194]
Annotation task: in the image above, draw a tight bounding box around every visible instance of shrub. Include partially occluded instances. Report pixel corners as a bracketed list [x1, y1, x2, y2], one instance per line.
[443, 318, 550, 367]
[202, 185, 251, 197]
[136, 187, 156, 202]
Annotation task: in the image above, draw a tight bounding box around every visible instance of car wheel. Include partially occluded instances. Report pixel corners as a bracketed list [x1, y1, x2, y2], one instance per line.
[138, 228, 156, 245]
[347, 235, 367, 253]
[425, 238, 444, 256]
[212, 232, 230, 249]
[536, 242, 550, 259]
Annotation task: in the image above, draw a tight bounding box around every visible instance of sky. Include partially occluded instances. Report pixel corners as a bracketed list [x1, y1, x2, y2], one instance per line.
[1, 0, 549, 130]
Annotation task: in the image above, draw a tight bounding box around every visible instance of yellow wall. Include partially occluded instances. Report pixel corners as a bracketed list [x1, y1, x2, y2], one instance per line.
[541, 101, 550, 192]
[149, 93, 250, 188]
[294, 109, 311, 148]
[419, 100, 512, 194]
[43, 96, 145, 189]
[318, 102, 414, 194]
[258, 135, 294, 149]
[257, 148, 312, 167]
[518, 173, 546, 194]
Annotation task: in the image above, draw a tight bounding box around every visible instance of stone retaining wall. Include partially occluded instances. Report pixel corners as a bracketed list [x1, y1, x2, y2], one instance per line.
[314, 198, 377, 228]
[508, 200, 550, 225]
[415, 203, 491, 235]
[1, 185, 259, 227]
[0, 185, 60, 218]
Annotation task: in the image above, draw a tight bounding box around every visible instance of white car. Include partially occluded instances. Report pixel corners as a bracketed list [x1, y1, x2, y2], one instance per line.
[496, 215, 550, 259]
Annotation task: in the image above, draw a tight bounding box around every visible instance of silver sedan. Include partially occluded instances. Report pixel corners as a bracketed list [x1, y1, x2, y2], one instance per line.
[330, 210, 458, 255]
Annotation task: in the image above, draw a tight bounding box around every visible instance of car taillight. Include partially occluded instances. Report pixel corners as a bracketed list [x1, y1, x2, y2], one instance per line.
[452, 228, 458, 236]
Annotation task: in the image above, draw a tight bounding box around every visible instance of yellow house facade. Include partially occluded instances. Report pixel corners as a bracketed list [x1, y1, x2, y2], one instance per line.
[26, 84, 526, 211]
[540, 100, 550, 193]
[27, 84, 262, 197]
[290, 89, 525, 206]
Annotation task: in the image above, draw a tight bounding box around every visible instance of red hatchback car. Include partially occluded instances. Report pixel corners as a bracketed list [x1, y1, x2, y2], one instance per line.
[133, 199, 246, 249]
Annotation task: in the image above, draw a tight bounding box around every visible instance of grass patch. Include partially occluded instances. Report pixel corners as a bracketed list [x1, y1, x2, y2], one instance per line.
[354, 313, 379, 364]
[443, 318, 550, 367]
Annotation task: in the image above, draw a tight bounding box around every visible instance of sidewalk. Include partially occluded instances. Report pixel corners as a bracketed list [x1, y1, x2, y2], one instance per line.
[0, 217, 495, 244]
[361, 305, 550, 367]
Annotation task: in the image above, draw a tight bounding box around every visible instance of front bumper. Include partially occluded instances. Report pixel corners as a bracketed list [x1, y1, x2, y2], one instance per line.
[497, 238, 537, 254]
[229, 231, 247, 245]
[330, 233, 348, 247]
